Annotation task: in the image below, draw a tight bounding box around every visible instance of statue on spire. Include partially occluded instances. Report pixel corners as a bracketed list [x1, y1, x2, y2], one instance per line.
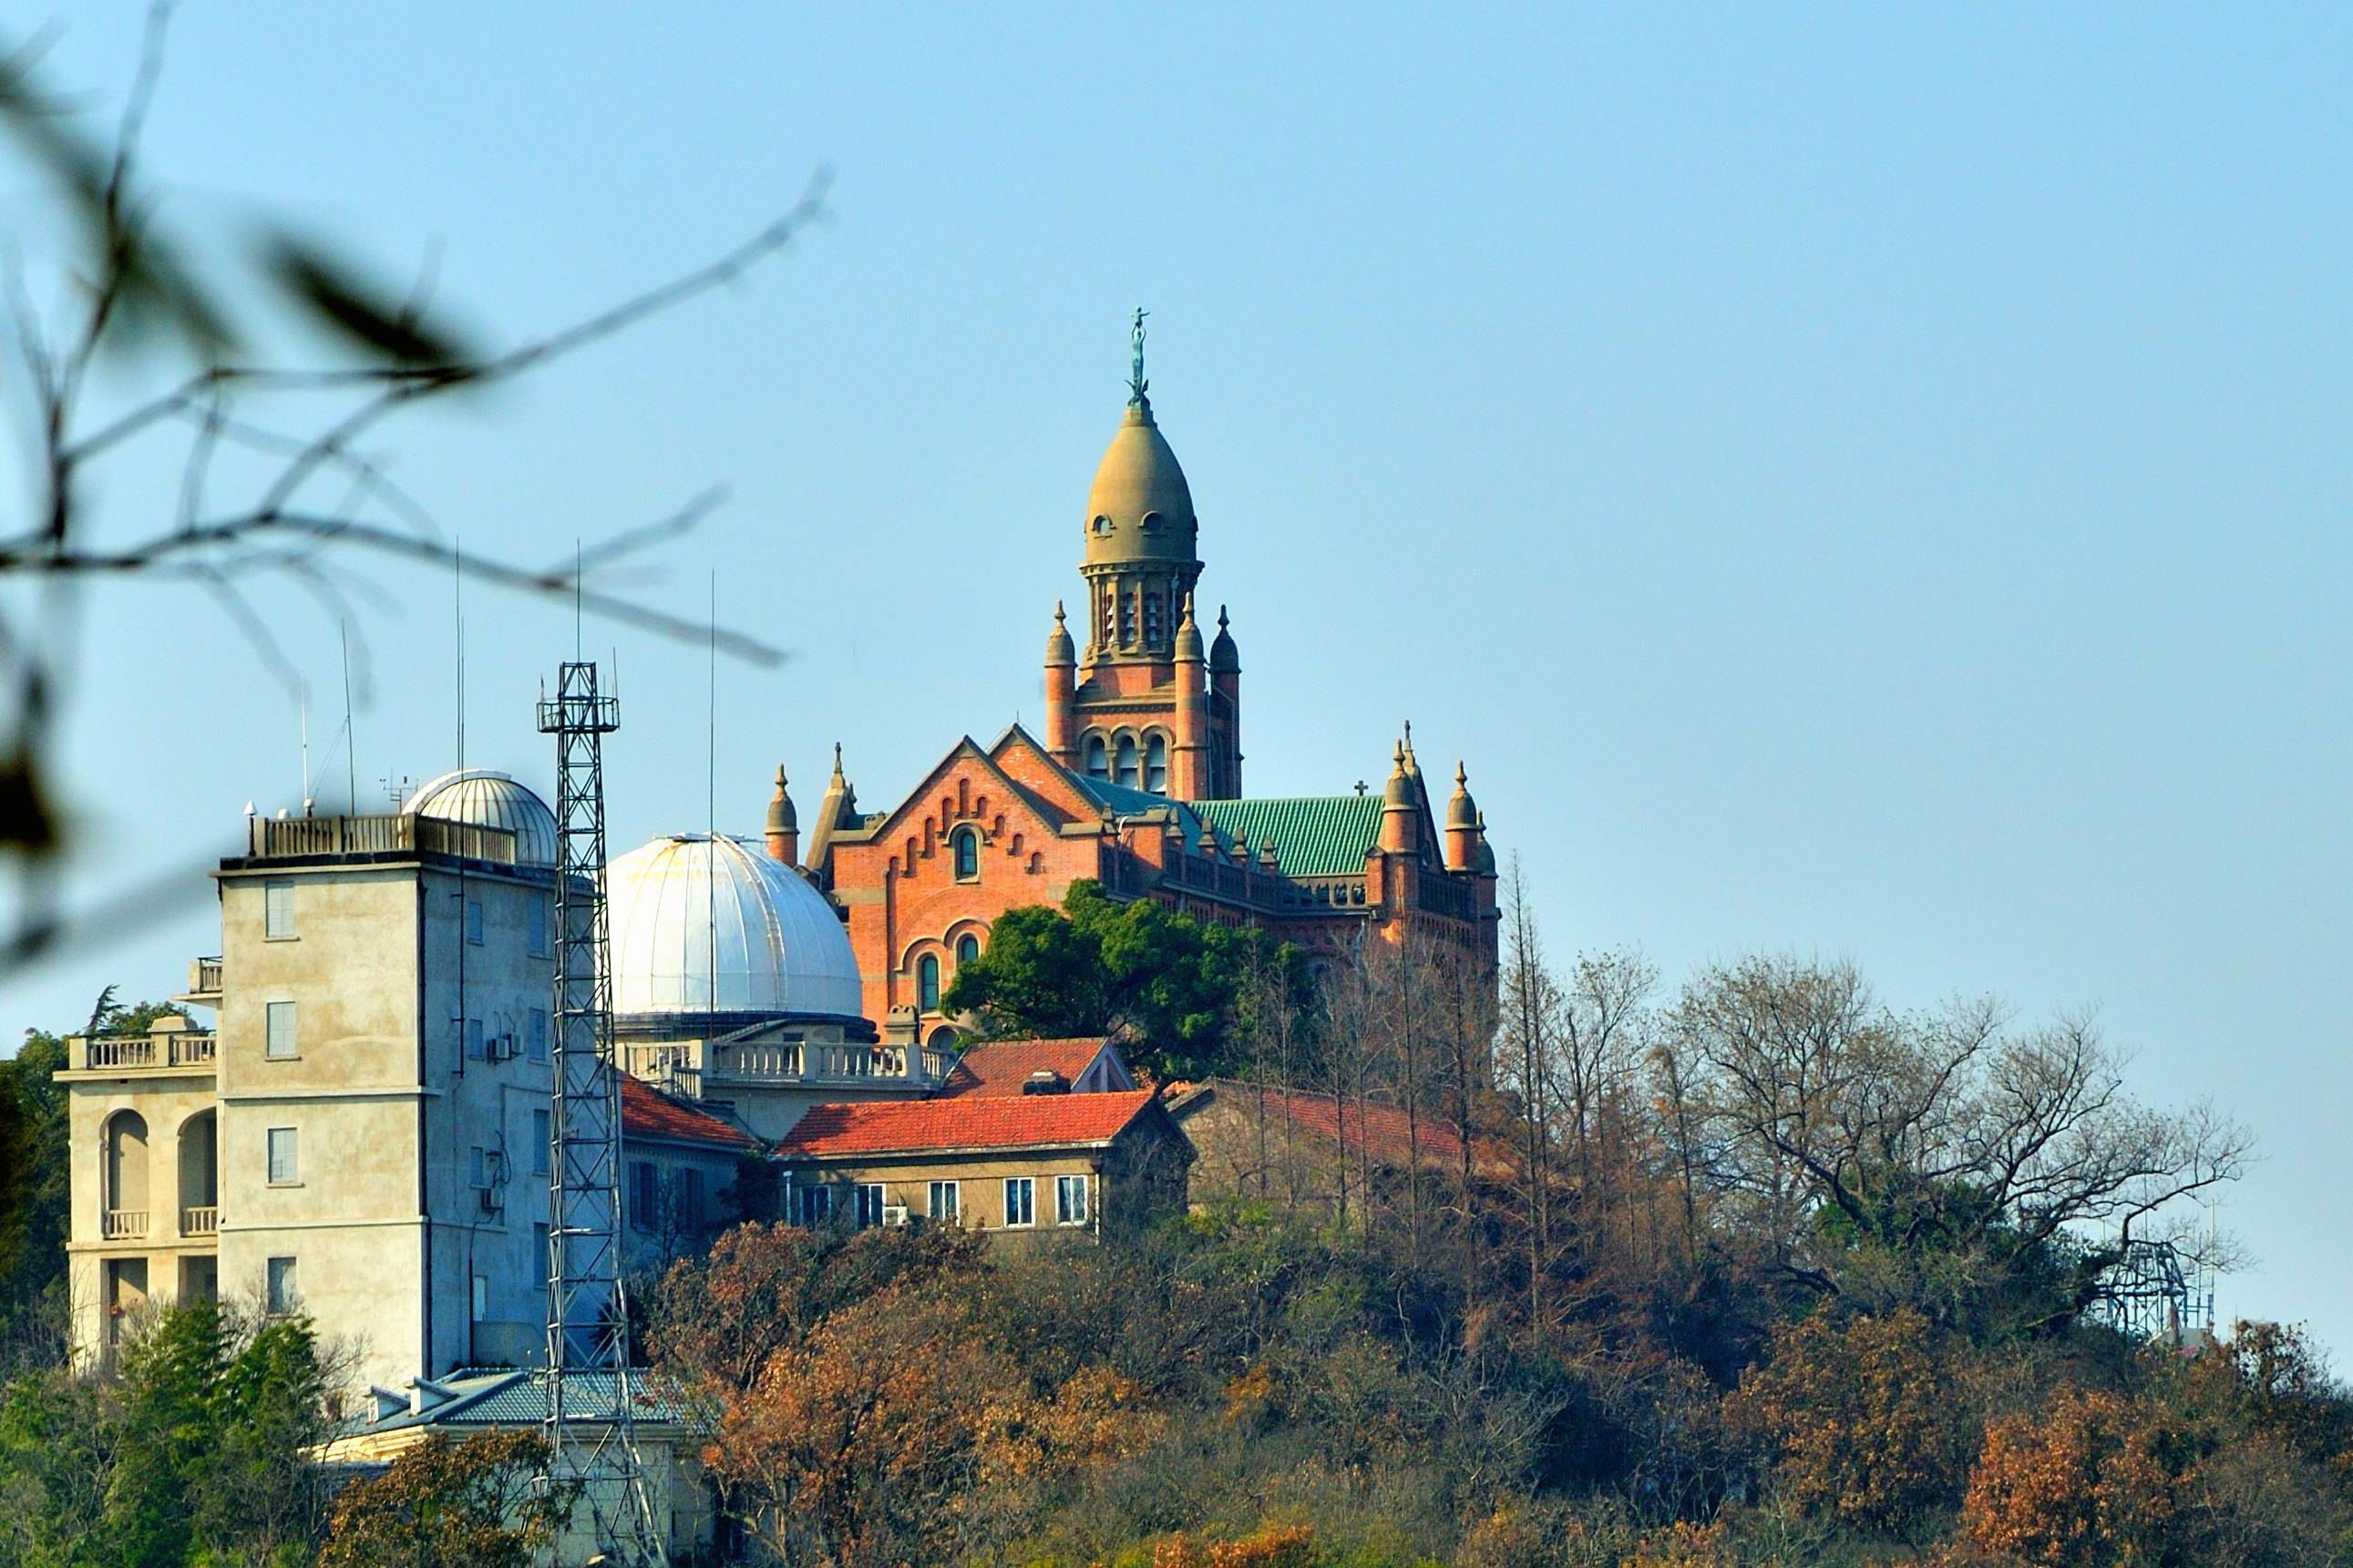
[1128, 306, 1150, 404]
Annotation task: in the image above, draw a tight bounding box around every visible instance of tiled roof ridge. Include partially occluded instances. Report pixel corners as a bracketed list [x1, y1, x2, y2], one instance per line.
[776, 1087, 1157, 1159]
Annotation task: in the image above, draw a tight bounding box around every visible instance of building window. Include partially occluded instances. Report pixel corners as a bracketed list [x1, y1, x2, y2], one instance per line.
[1084, 733, 1109, 779]
[465, 898, 484, 946]
[527, 1009, 550, 1063]
[918, 956, 940, 1012]
[264, 1000, 297, 1060]
[676, 1169, 704, 1232]
[264, 1256, 298, 1315]
[629, 1161, 658, 1231]
[265, 1128, 297, 1186]
[528, 898, 550, 958]
[1115, 734, 1139, 788]
[263, 881, 295, 940]
[852, 1183, 886, 1230]
[471, 1275, 489, 1324]
[532, 1224, 550, 1290]
[1003, 1176, 1035, 1228]
[469, 1146, 489, 1190]
[952, 827, 980, 881]
[1144, 592, 1164, 643]
[796, 1184, 832, 1227]
[1056, 1173, 1091, 1227]
[955, 933, 980, 968]
[929, 1180, 960, 1224]
[1145, 733, 1168, 794]
[530, 1111, 550, 1176]
[464, 1017, 485, 1062]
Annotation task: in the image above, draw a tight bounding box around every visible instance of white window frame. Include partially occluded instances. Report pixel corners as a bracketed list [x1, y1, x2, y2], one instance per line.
[1003, 1176, 1035, 1228]
[852, 1183, 886, 1230]
[471, 1274, 489, 1323]
[1056, 1173, 1091, 1227]
[928, 1179, 961, 1224]
[263, 880, 295, 940]
[265, 1255, 298, 1315]
[264, 1000, 297, 1060]
[797, 1183, 832, 1227]
[265, 1127, 298, 1186]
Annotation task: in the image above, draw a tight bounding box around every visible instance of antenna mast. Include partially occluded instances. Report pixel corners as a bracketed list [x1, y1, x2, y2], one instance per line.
[536, 660, 663, 1565]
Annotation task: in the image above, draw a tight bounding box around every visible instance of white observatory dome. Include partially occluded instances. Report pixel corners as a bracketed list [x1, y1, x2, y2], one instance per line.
[403, 769, 560, 866]
[605, 834, 863, 1020]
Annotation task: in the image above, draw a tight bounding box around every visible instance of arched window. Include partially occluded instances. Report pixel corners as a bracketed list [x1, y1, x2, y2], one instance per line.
[952, 827, 979, 880]
[1115, 733, 1139, 788]
[105, 1110, 149, 1223]
[1084, 733, 1109, 780]
[956, 933, 980, 967]
[1145, 733, 1168, 794]
[918, 955, 940, 1012]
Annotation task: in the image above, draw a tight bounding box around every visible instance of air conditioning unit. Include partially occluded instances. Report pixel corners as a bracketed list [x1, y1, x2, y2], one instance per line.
[478, 1186, 504, 1215]
[882, 1205, 910, 1227]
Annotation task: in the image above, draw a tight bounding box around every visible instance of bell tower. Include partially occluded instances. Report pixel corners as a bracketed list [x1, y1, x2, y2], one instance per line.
[1043, 311, 1243, 798]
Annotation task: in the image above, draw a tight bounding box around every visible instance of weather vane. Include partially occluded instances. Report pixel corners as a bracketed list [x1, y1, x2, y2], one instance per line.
[1129, 306, 1149, 403]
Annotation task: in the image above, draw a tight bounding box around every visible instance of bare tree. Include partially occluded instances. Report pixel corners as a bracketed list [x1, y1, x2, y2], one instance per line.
[0, 6, 828, 973]
[1670, 954, 2251, 1313]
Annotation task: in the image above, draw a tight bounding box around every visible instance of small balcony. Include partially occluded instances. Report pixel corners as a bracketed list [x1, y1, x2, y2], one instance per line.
[180, 1206, 219, 1237]
[102, 1209, 149, 1241]
[177, 956, 223, 1006]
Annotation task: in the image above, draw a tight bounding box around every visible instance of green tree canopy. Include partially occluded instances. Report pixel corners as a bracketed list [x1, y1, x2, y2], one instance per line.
[941, 880, 1306, 1081]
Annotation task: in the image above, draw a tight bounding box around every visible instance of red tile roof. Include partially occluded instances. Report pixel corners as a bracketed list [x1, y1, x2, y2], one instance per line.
[1175, 1080, 1466, 1167]
[938, 1037, 1111, 1097]
[621, 1074, 755, 1149]
[776, 1089, 1158, 1160]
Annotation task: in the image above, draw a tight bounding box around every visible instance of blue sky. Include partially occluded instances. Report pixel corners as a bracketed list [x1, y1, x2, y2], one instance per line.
[5, 5, 2348, 1354]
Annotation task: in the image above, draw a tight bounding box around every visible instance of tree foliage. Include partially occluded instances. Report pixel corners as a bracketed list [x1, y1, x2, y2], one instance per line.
[942, 880, 1306, 1080]
[0, 1296, 332, 1567]
[319, 1430, 573, 1568]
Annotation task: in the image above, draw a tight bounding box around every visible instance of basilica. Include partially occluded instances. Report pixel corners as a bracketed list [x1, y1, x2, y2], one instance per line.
[779, 325, 1500, 1042]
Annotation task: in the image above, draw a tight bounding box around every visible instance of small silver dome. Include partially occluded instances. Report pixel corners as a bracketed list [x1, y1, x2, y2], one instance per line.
[605, 834, 862, 1021]
[404, 769, 559, 866]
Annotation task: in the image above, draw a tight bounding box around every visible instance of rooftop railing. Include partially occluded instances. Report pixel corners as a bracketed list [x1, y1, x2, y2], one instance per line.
[75, 1030, 218, 1072]
[246, 813, 518, 865]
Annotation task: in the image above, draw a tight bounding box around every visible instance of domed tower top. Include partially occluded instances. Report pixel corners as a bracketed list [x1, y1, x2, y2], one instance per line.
[1079, 311, 1203, 660]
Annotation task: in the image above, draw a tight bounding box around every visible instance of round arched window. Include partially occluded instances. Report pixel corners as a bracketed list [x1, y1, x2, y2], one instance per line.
[952, 827, 979, 880]
[1084, 733, 1109, 780]
[1145, 733, 1168, 794]
[956, 933, 980, 967]
[1115, 733, 1139, 788]
[918, 955, 941, 1012]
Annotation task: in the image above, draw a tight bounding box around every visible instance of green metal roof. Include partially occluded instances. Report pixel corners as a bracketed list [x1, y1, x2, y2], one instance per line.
[332, 1368, 694, 1439]
[1191, 796, 1382, 878]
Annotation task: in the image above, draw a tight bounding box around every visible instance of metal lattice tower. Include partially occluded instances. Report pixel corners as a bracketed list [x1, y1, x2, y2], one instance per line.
[536, 661, 664, 1565]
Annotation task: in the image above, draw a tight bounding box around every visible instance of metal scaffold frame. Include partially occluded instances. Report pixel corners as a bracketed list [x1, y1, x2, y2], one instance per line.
[536, 660, 664, 1565]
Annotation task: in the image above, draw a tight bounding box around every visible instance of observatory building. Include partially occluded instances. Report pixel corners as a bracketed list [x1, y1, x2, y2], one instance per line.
[602, 832, 947, 1142]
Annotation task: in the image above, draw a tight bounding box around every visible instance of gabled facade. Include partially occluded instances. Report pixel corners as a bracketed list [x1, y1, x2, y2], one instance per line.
[771, 1089, 1191, 1238]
